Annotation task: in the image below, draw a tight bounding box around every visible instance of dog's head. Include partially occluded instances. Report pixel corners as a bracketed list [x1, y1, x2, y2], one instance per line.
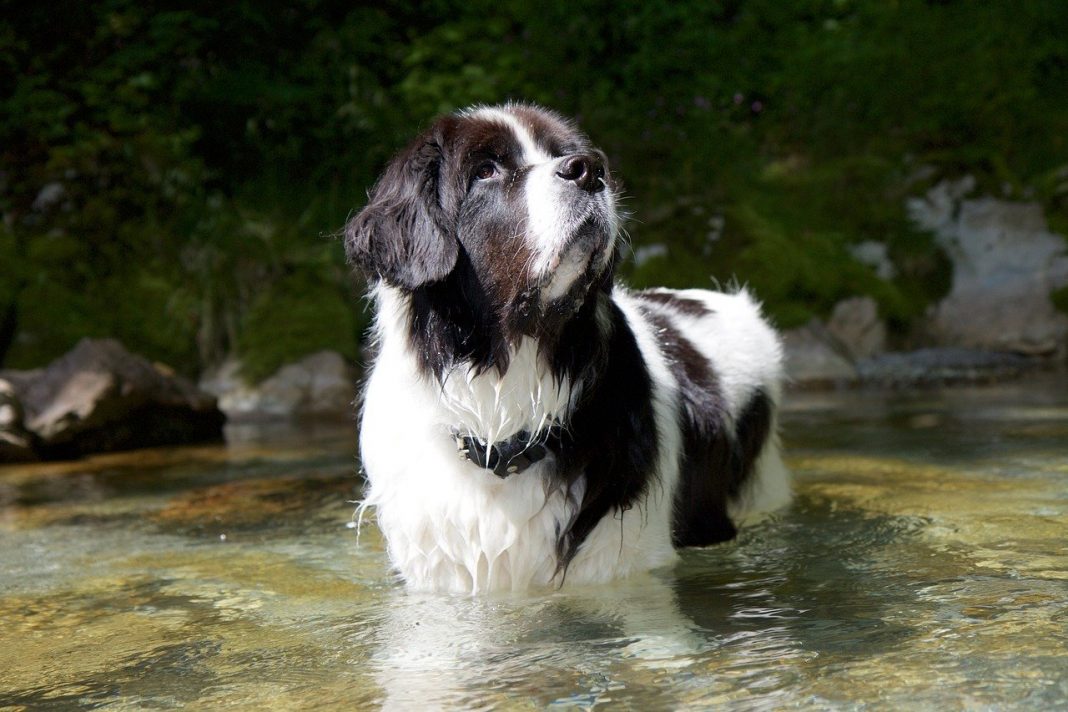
[345, 104, 620, 333]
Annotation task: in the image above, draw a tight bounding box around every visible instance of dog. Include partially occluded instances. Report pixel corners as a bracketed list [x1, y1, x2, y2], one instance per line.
[346, 103, 789, 593]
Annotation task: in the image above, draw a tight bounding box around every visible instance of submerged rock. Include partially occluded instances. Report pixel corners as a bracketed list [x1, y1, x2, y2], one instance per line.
[1, 338, 224, 459]
[199, 350, 356, 422]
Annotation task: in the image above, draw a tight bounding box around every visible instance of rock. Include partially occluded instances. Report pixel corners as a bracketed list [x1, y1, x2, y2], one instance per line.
[908, 178, 1068, 355]
[0, 379, 38, 462]
[826, 297, 886, 360]
[783, 297, 887, 389]
[849, 241, 896, 281]
[1, 338, 224, 459]
[857, 348, 1034, 388]
[31, 182, 65, 213]
[199, 351, 356, 422]
[782, 321, 858, 387]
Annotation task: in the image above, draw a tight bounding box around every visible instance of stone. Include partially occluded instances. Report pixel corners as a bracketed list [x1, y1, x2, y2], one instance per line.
[826, 296, 886, 360]
[31, 182, 65, 212]
[199, 350, 356, 421]
[907, 178, 1068, 355]
[857, 348, 1033, 388]
[0, 379, 38, 462]
[782, 321, 858, 387]
[1, 338, 225, 459]
[849, 241, 896, 281]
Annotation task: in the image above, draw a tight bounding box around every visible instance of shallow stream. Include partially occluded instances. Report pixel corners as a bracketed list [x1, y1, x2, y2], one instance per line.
[2, 378, 1066, 709]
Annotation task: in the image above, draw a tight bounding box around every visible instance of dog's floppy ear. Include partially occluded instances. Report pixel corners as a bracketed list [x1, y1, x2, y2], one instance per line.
[345, 127, 458, 289]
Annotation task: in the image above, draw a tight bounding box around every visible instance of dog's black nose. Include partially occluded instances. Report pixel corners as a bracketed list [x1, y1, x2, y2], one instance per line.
[556, 153, 606, 193]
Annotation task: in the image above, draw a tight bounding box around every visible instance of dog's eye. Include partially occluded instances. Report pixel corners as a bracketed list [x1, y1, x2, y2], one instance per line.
[474, 162, 498, 181]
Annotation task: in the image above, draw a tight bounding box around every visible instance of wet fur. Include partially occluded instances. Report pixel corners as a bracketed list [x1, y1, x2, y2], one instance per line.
[347, 104, 789, 593]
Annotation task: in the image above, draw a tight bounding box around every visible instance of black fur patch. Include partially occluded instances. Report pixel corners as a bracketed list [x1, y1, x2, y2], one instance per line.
[640, 309, 771, 547]
[635, 289, 712, 318]
[406, 249, 510, 378]
[551, 295, 659, 572]
[344, 119, 460, 290]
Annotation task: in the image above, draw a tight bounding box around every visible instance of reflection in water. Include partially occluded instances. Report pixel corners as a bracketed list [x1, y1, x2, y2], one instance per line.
[368, 574, 713, 710]
[1, 379, 1067, 709]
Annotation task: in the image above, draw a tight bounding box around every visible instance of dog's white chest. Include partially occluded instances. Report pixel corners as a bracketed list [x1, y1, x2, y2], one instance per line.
[357, 306, 679, 592]
[438, 337, 574, 446]
[358, 317, 578, 592]
[367, 459, 574, 592]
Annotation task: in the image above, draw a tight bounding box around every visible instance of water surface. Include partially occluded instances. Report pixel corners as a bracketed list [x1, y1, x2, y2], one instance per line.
[2, 379, 1066, 709]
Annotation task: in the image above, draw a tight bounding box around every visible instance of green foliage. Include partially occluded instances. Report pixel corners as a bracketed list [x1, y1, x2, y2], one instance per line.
[3, 0, 1066, 373]
[1052, 285, 1068, 317]
[624, 154, 952, 331]
[236, 269, 360, 384]
[1, 2, 374, 374]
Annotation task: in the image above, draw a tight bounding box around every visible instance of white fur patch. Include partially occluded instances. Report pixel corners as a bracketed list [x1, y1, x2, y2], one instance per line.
[469, 106, 550, 164]
[360, 286, 574, 593]
[440, 336, 572, 447]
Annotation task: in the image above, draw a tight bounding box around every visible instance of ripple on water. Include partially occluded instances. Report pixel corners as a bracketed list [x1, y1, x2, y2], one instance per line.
[3, 380, 1068, 708]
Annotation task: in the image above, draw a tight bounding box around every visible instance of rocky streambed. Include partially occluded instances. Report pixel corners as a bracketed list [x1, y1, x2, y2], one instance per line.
[1, 378, 1065, 709]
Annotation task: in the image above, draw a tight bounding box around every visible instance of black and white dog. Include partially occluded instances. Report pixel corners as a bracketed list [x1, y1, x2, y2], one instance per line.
[346, 104, 789, 593]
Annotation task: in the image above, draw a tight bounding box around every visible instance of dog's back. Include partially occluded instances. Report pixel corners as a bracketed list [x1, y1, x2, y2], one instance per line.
[630, 288, 790, 542]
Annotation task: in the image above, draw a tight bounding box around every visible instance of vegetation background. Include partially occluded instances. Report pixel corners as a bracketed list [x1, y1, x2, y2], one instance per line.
[3, 1, 1067, 381]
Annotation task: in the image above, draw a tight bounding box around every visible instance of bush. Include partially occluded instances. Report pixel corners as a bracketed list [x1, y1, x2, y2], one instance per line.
[237, 270, 361, 384]
[3, 1, 1065, 371]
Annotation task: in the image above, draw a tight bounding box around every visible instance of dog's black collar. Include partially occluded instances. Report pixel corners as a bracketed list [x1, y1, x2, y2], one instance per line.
[454, 427, 560, 478]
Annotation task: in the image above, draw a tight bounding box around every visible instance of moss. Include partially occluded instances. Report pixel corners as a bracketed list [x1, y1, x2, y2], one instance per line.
[236, 271, 360, 384]
[3, 268, 202, 373]
[1052, 285, 1068, 316]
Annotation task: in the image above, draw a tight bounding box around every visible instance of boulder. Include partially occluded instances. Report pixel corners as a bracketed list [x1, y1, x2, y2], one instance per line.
[199, 351, 357, 421]
[826, 296, 886, 361]
[1, 338, 224, 459]
[908, 177, 1068, 355]
[0, 379, 38, 462]
[782, 321, 858, 387]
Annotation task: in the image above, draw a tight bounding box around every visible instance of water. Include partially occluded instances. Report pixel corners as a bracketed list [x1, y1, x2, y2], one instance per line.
[2, 378, 1066, 710]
